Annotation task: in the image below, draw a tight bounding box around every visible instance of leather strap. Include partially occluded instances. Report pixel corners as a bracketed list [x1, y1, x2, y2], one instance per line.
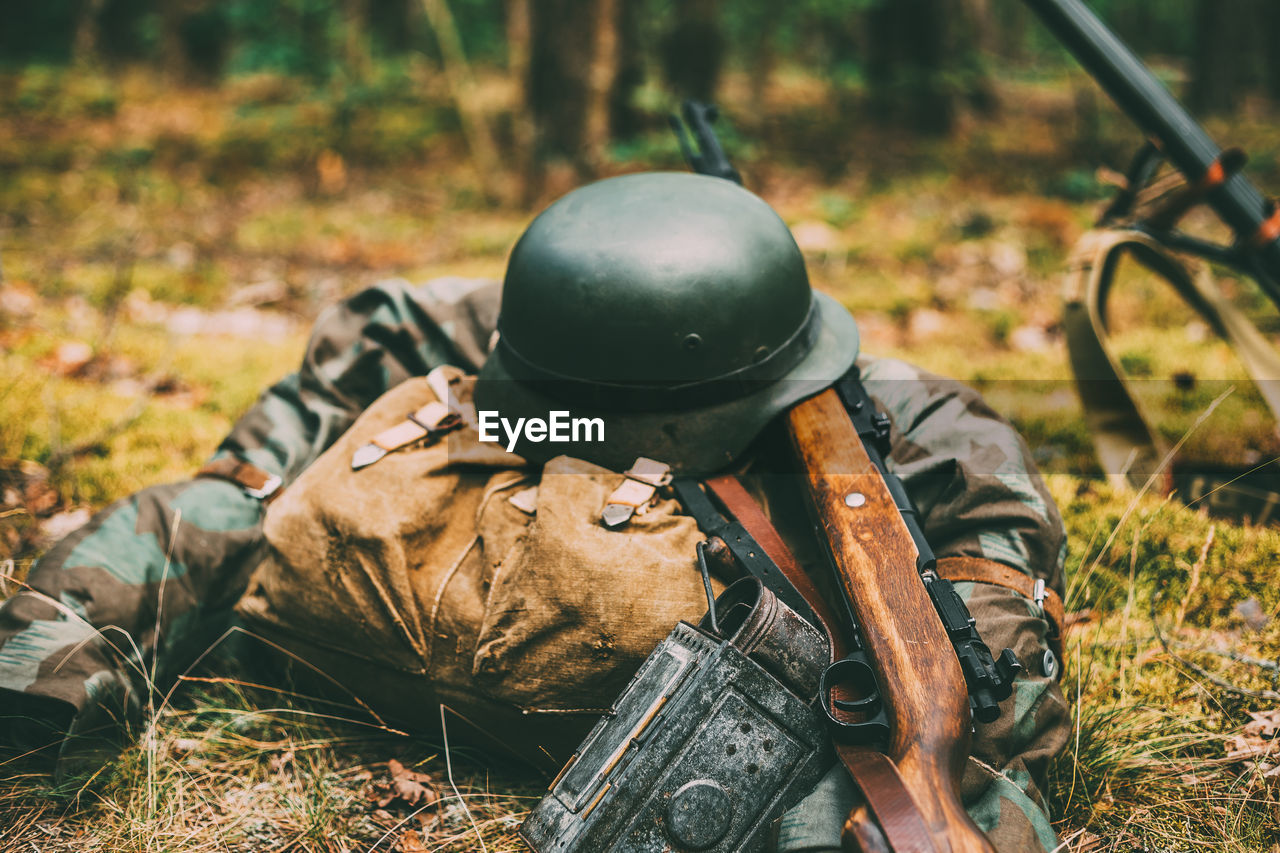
[196, 457, 282, 502]
[935, 556, 1064, 673]
[705, 475, 938, 853]
[705, 476, 838, 630]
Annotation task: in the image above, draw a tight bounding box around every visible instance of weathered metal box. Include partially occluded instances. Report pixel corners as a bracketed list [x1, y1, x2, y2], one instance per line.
[520, 617, 832, 853]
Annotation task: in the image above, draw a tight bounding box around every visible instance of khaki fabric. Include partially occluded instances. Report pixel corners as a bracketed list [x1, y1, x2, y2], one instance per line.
[235, 374, 713, 765]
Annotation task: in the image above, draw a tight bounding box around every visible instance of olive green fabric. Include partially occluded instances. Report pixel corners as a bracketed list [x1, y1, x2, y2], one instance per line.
[0, 276, 1069, 852]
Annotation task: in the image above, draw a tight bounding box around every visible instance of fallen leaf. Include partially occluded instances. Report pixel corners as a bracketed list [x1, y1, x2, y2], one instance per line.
[1233, 597, 1270, 631]
[226, 279, 288, 309]
[400, 829, 427, 853]
[44, 341, 94, 376]
[1245, 709, 1280, 740]
[38, 508, 92, 544]
[907, 308, 946, 341]
[1226, 732, 1280, 763]
[791, 220, 842, 254]
[0, 281, 40, 320]
[1009, 325, 1051, 353]
[366, 759, 439, 811]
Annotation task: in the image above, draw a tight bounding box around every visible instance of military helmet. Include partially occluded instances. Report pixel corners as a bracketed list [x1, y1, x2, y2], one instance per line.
[474, 172, 859, 474]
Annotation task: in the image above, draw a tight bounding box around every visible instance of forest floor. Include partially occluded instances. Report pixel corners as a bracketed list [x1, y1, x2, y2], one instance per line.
[3, 64, 1280, 851]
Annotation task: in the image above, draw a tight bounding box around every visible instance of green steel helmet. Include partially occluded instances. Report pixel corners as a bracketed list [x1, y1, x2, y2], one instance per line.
[474, 171, 859, 474]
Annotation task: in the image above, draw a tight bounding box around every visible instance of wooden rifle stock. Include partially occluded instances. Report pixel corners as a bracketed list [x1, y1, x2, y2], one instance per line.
[786, 388, 993, 853]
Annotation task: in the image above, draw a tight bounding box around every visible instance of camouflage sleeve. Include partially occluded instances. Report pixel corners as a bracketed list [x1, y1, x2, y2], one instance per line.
[860, 355, 1066, 594]
[0, 277, 501, 773]
[214, 276, 501, 484]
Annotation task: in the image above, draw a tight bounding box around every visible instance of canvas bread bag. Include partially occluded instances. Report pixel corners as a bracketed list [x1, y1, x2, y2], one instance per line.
[235, 372, 713, 765]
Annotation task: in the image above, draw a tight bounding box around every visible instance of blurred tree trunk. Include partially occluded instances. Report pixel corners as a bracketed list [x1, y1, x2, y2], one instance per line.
[73, 0, 106, 66]
[583, 0, 617, 168]
[419, 0, 502, 201]
[959, 0, 997, 115]
[659, 0, 722, 103]
[529, 0, 595, 164]
[1112, 0, 1157, 54]
[1265, 2, 1280, 101]
[1188, 0, 1245, 115]
[527, 0, 631, 176]
[737, 0, 778, 113]
[870, 0, 995, 133]
[371, 0, 415, 53]
[507, 0, 531, 84]
[866, 0, 991, 135]
[991, 1, 1027, 61]
[343, 0, 373, 81]
[159, 0, 191, 81]
[507, 0, 538, 203]
[610, 0, 644, 139]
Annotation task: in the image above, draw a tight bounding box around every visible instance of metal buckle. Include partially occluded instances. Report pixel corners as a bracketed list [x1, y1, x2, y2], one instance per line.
[244, 474, 282, 500]
[1032, 578, 1047, 616]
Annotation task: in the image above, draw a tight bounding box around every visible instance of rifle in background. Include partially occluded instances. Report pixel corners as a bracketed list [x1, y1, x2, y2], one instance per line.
[669, 100, 743, 185]
[1025, 0, 1280, 294]
[1026, 0, 1280, 513]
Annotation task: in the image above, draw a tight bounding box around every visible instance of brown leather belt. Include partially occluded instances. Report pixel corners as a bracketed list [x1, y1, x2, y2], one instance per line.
[705, 475, 938, 853]
[196, 457, 283, 502]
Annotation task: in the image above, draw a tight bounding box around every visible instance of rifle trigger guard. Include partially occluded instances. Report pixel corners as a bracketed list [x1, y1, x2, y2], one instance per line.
[818, 655, 891, 744]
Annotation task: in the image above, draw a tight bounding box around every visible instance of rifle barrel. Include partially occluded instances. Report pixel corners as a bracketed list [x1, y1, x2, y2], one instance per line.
[1023, 0, 1280, 301]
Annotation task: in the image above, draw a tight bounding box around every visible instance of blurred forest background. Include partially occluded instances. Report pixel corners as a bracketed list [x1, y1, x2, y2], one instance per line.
[6, 0, 1280, 182]
[5, 1, 1280, 851]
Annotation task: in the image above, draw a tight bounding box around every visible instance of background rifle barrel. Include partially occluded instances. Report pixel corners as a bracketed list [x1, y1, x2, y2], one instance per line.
[1022, 0, 1280, 302]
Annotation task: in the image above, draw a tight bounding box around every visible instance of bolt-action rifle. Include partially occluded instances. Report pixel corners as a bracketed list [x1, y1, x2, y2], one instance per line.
[1024, 0, 1280, 289]
[670, 103, 1023, 851]
[523, 99, 1026, 853]
[1025, 0, 1280, 509]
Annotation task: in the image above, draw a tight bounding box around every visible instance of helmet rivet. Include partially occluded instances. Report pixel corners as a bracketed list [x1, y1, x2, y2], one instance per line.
[753, 345, 770, 362]
[684, 333, 703, 351]
[844, 492, 866, 508]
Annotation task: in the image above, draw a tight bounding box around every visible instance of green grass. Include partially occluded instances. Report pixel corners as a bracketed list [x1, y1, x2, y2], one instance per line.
[3, 66, 1280, 851]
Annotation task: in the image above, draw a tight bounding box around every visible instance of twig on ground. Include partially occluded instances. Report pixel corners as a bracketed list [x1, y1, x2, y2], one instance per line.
[1151, 582, 1280, 702]
[1174, 525, 1213, 631]
[440, 704, 488, 853]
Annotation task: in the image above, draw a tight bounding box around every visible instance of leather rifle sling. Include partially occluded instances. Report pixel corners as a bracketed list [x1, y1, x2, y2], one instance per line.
[935, 555, 1065, 669]
[706, 475, 938, 853]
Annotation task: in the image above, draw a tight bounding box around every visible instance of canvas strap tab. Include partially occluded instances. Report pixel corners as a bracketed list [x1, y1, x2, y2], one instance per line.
[935, 556, 1064, 670]
[351, 366, 466, 470]
[370, 401, 459, 452]
[600, 457, 672, 528]
[196, 457, 282, 501]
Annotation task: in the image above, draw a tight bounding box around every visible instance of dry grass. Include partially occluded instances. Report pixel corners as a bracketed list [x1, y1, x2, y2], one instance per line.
[3, 65, 1280, 851]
